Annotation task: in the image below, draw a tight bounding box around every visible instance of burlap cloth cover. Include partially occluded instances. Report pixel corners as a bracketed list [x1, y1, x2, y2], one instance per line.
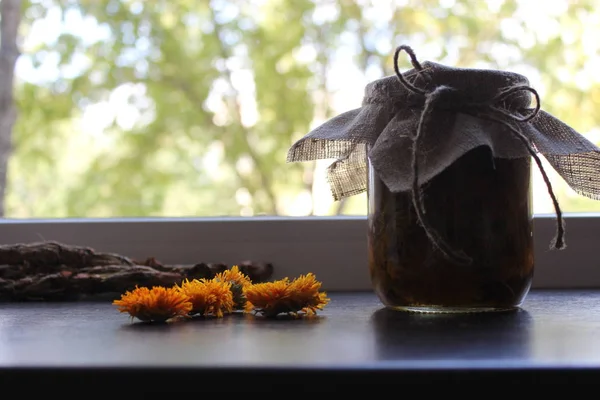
[287, 45, 600, 260]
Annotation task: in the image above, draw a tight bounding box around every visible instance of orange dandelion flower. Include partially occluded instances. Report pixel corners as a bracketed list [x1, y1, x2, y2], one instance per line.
[289, 273, 330, 315]
[243, 278, 290, 315]
[113, 286, 192, 323]
[214, 265, 252, 310]
[244, 273, 330, 317]
[176, 278, 234, 318]
[214, 265, 252, 287]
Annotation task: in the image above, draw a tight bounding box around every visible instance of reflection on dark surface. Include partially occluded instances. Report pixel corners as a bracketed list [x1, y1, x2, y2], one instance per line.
[120, 321, 174, 331]
[241, 313, 325, 331]
[118, 313, 243, 331]
[119, 311, 325, 332]
[370, 307, 533, 361]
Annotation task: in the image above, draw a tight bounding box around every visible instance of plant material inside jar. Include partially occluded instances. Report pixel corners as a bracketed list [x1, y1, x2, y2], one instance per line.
[367, 146, 533, 311]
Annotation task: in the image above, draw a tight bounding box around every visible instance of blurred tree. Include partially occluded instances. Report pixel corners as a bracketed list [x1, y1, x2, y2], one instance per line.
[3, 0, 600, 218]
[0, 0, 22, 216]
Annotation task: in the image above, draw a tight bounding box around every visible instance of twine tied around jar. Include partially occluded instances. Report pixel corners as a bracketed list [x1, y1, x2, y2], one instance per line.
[393, 45, 563, 265]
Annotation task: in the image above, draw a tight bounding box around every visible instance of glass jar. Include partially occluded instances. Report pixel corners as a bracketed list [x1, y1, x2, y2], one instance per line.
[367, 146, 534, 313]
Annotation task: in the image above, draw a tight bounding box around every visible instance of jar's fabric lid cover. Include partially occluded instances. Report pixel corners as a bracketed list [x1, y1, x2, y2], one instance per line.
[287, 59, 600, 202]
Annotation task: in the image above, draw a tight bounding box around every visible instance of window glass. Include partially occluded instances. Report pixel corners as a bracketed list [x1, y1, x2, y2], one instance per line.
[4, 0, 599, 218]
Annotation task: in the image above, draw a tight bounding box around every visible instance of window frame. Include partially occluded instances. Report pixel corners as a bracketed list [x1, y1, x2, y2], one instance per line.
[0, 213, 598, 290]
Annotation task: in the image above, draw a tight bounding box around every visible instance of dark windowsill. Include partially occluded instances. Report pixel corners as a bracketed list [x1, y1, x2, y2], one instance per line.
[2, 289, 600, 390]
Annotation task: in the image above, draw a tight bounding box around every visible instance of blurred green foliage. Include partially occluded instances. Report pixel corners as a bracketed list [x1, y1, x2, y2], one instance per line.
[4, 0, 600, 217]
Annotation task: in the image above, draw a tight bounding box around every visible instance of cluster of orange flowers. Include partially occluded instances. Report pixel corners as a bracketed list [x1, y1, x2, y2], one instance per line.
[113, 266, 330, 323]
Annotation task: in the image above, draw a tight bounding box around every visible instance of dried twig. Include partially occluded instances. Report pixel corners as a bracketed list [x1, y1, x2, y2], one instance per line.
[0, 241, 273, 301]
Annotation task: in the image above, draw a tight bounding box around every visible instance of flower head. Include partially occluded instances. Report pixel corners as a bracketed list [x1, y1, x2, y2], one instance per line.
[214, 265, 252, 309]
[113, 286, 192, 323]
[244, 273, 330, 317]
[214, 265, 252, 287]
[176, 278, 234, 318]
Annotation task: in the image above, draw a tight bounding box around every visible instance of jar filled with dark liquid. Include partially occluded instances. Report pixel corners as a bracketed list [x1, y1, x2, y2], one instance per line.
[287, 47, 593, 314]
[367, 146, 534, 313]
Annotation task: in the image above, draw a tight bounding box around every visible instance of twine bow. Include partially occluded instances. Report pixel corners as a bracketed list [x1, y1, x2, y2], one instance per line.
[393, 45, 565, 266]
